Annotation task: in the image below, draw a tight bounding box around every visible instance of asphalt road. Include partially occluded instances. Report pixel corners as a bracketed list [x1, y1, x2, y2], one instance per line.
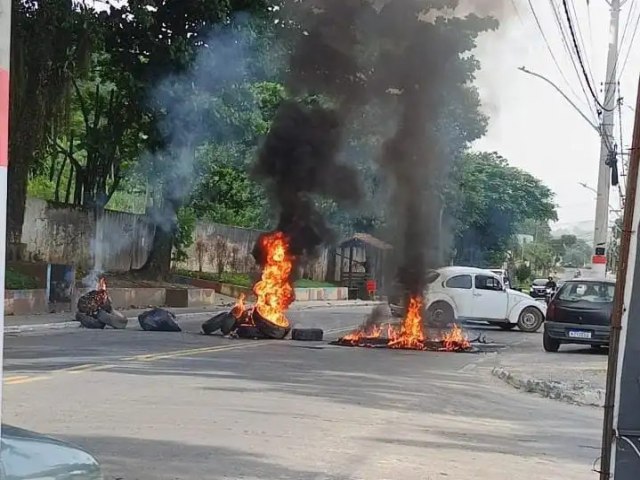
[2, 306, 603, 480]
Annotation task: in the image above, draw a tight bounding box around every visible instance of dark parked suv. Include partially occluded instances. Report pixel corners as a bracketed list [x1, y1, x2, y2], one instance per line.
[543, 278, 615, 352]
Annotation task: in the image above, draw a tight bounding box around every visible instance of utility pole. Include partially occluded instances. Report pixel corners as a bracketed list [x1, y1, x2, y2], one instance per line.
[592, 0, 622, 276]
[599, 75, 640, 480]
[0, 0, 10, 434]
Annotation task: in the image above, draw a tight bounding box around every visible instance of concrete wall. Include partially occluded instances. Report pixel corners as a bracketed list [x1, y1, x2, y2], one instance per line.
[5, 290, 48, 315]
[174, 221, 329, 280]
[20, 197, 330, 280]
[22, 198, 153, 271]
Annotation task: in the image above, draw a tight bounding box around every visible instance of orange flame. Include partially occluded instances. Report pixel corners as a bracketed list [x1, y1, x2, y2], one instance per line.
[253, 232, 295, 328]
[231, 293, 246, 319]
[341, 321, 395, 343]
[441, 324, 471, 352]
[389, 295, 426, 350]
[337, 295, 472, 352]
[97, 277, 107, 291]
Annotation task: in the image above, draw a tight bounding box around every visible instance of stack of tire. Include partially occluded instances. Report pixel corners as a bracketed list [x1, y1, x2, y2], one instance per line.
[76, 290, 128, 330]
[202, 309, 323, 341]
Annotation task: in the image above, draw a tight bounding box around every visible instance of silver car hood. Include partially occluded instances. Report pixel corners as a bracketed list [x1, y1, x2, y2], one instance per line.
[1, 425, 102, 480]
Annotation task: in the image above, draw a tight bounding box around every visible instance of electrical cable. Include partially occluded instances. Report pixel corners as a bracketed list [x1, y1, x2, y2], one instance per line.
[619, 3, 640, 78]
[605, 0, 637, 88]
[526, 0, 580, 101]
[562, 0, 616, 112]
[619, 436, 640, 460]
[569, 0, 597, 90]
[549, 0, 599, 120]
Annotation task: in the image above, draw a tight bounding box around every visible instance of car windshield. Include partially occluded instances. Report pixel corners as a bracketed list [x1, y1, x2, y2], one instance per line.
[557, 282, 615, 303]
[532, 279, 548, 286]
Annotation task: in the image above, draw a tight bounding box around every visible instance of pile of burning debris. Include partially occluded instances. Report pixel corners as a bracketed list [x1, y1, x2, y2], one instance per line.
[76, 278, 183, 332]
[333, 298, 473, 353]
[201, 232, 323, 342]
[75, 278, 128, 330]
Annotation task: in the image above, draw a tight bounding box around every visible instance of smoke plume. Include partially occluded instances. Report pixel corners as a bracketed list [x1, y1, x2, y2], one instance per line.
[254, 0, 500, 296]
[252, 0, 368, 261]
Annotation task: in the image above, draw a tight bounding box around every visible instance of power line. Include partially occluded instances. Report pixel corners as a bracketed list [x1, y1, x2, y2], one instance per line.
[605, 0, 636, 89]
[619, 2, 640, 78]
[548, 0, 599, 119]
[562, 0, 616, 112]
[525, 0, 578, 96]
[569, 0, 597, 90]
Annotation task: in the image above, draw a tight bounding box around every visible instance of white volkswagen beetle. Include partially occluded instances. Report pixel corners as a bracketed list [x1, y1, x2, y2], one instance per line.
[390, 266, 546, 332]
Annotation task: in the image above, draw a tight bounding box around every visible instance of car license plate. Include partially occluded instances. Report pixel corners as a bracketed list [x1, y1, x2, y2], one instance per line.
[568, 330, 592, 339]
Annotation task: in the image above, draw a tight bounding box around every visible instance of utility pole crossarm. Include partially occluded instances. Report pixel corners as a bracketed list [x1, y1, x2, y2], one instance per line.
[518, 66, 600, 133]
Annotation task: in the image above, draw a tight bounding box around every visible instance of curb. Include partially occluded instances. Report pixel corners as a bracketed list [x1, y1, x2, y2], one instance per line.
[492, 366, 605, 407]
[3, 301, 384, 335]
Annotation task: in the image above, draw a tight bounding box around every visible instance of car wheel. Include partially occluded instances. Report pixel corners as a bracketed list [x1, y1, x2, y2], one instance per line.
[517, 307, 544, 333]
[498, 323, 517, 331]
[543, 330, 561, 352]
[426, 302, 454, 328]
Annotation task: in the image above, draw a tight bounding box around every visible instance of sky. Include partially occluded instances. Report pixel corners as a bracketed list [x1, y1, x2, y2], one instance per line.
[472, 0, 640, 239]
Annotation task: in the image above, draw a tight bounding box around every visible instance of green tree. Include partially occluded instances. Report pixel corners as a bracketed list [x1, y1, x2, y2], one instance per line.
[449, 152, 558, 266]
[9, 0, 96, 246]
[97, 0, 274, 278]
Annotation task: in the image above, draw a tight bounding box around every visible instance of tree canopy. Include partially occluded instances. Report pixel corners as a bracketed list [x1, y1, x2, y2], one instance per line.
[14, 1, 561, 280]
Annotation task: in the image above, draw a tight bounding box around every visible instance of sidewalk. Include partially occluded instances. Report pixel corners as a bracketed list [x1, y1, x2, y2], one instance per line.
[3, 297, 383, 334]
[491, 346, 607, 407]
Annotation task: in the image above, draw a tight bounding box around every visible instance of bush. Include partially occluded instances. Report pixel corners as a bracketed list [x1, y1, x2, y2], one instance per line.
[6, 268, 39, 290]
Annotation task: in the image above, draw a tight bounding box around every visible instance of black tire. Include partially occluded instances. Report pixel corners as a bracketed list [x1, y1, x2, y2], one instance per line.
[201, 313, 226, 335]
[543, 330, 561, 352]
[220, 313, 238, 335]
[426, 302, 454, 328]
[291, 328, 324, 342]
[252, 310, 291, 339]
[517, 307, 544, 333]
[498, 323, 517, 331]
[76, 312, 106, 330]
[97, 309, 128, 329]
[236, 325, 266, 339]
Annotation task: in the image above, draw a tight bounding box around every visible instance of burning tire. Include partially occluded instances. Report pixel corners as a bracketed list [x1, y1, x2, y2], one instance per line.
[236, 325, 266, 339]
[77, 290, 112, 316]
[252, 310, 290, 340]
[517, 307, 544, 333]
[426, 301, 454, 328]
[202, 313, 226, 335]
[291, 328, 323, 342]
[97, 309, 128, 330]
[76, 312, 106, 330]
[220, 313, 238, 335]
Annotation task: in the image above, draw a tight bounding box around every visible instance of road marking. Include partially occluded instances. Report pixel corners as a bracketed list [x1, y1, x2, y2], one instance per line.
[132, 342, 265, 361]
[5, 375, 49, 385]
[3, 375, 29, 383]
[4, 324, 362, 385]
[62, 363, 97, 372]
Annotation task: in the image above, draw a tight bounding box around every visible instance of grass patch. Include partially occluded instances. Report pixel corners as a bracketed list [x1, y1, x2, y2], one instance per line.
[6, 268, 39, 290]
[175, 270, 336, 288]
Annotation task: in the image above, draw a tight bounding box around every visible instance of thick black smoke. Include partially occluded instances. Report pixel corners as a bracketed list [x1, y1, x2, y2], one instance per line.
[375, 3, 465, 296]
[252, 0, 369, 261]
[253, 0, 498, 296]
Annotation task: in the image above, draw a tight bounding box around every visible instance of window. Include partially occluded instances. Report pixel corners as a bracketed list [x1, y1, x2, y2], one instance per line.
[557, 282, 615, 303]
[445, 275, 472, 289]
[475, 275, 503, 291]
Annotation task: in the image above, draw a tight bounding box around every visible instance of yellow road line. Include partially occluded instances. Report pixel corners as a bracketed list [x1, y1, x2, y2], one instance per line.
[134, 342, 264, 361]
[5, 376, 49, 385]
[4, 325, 360, 386]
[3, 375, 30, 383]
[61, 363, 97, 372]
